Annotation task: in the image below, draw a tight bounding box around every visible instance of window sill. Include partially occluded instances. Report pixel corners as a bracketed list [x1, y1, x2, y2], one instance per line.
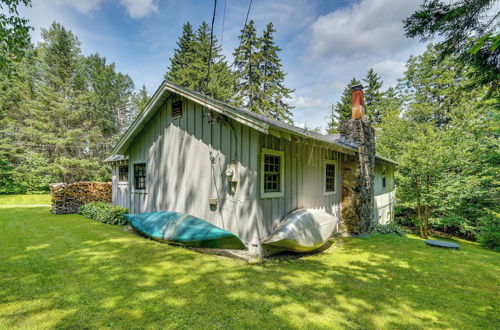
[261, 192, 284, 199]
[324, 191, 336, 196]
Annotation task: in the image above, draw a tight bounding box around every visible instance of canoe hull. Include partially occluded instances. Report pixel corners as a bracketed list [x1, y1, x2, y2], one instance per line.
[125, 211, 246, 250]
[262, 209, 339, 252]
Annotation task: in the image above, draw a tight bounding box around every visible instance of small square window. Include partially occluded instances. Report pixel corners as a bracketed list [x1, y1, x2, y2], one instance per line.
[134, 163, 146, 190]
[325, 163, 336, 193]
[118, 165, 128, 182]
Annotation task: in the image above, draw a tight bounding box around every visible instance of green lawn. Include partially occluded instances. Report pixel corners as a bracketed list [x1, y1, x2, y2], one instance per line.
[0, 204, 498, 329]
[0, 194, 51, 206]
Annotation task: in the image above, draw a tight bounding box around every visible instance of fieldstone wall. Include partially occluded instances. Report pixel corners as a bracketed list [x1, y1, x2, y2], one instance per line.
[49, 181, 112, 214]
[340, 120, 375, 233]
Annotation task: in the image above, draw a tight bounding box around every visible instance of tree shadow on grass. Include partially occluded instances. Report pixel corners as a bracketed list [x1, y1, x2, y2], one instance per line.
[0, 207, 499, 329]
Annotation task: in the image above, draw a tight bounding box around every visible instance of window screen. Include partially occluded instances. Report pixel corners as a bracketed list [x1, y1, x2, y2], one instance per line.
[118, 165, 128, 182]
[134, 163, 146, 190]
[325, 163, 336, 192]
[263, 154, 281, 193]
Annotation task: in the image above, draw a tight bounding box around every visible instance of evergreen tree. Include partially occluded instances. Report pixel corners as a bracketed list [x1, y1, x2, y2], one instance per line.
[165, 22, 195, 85]
[363, 68, 383, 124]
[132, 85, 150, 115]
[0, 22, 138, 191]
[257, 22, 294, 122]
[233, 20, 260, 111]
[327, 77, 360, 133]
[165, 22, 235, 103]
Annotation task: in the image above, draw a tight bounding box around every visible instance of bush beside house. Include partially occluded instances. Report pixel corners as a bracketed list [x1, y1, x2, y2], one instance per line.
[78, 201, 128, 225]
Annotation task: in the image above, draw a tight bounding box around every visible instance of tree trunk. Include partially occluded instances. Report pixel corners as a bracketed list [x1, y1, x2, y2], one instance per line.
[416, 180, 424, 238]
[424, 205, 429, 238]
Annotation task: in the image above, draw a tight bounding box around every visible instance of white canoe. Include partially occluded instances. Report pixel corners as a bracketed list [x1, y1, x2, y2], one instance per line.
[262, 209, 339, 252]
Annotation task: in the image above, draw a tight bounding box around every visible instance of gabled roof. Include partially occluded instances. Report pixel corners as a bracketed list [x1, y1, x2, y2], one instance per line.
[107, 80, 397, 165]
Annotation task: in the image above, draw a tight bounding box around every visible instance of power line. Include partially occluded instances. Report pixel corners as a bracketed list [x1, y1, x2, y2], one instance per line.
[235, 0, 253, 55]
[220, 0, 227, 48]
[205, 0, 218, 91]
[243, 0, 253, 31]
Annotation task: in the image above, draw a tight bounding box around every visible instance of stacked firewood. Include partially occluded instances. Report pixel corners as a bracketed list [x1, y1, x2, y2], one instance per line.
[49, 181, 112, 214]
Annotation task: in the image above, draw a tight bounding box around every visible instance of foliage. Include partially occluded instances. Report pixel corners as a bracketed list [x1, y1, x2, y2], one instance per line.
[327, 77, 360, 133]
[403, 0, 499, 90]
[0, 22, 138, 193]
[477, 210, 500, 251]
[232, 20, 260, 111]
[233, 21, 294, 122]
[371, 223, 407, 236]
[377, 45, 499, 247]
[2, 205, 499, 328]
[77, 201, 128, 225]
[0, 0, 32, 73]
[132, 84, 149, 114]
[363, 68, 383, 124]
[257, 23, 295, 122]
[165, 21, 236, 103]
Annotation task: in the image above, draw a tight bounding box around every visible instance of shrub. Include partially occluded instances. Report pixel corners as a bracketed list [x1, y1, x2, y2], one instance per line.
[477, 210, 500, 252]
[78, 201, 128, 225]
[372, 223, 407, 237]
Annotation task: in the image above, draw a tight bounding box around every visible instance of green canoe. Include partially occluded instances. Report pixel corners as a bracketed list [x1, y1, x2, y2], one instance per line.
[125, 211, 246, 250]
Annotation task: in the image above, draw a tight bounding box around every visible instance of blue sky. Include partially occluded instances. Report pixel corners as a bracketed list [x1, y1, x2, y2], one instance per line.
[22, 0, 427, 130]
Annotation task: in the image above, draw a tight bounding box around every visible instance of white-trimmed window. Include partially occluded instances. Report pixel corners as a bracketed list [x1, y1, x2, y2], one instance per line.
[118, 165, 129, 183]
[261, 148, 284, 198]
[324, 160, 336, 195]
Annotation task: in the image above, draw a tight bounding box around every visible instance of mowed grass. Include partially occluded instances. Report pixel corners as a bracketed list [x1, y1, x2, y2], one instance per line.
[0, 194, 51, 206]
[1, 205, 499, 329]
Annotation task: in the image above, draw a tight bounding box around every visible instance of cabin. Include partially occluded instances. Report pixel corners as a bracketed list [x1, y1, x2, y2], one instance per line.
[105, 80, 397, 256]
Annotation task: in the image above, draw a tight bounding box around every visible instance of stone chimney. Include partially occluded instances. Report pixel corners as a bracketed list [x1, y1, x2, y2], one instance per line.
[340, 85, 376, 233]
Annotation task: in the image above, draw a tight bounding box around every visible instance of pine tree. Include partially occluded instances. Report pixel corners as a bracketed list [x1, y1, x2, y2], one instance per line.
[166, 22, 235, 103]
[363, 68, 383, 124]
[233, 20, 260, 112]
[257, 22, 294, 122]
[327, 77, 360, 133]
[132, 85, 149, 115]
[165, 22, 195, 85]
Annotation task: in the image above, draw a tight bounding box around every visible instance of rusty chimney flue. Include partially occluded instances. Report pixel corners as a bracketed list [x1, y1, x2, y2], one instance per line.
[351, 84, 364, 120]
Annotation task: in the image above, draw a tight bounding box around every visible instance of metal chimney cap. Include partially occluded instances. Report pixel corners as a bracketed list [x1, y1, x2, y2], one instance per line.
[351, 84, 363, 91]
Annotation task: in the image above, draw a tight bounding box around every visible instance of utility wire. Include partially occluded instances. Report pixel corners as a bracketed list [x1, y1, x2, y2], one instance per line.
[220, 0, 227, 48]
[236, 0, 253, 50]
[205, 0, 217, 91]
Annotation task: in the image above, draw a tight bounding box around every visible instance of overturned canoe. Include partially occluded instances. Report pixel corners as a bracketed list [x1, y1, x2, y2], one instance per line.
[125, 211, 246, 250]
[262, 209, 339, 252]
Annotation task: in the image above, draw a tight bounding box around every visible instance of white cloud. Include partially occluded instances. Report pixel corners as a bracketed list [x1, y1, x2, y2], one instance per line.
[309, 0, 420, 60]
[52, 0, 103, 14]
[119, 0, 158, 19]
[371, 60, 406, 87]
[290, 94, 325, 109]
[50, 0, 158, 19]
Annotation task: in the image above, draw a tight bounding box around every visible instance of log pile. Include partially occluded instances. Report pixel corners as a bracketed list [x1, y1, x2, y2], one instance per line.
[49, 181, 112, 214]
